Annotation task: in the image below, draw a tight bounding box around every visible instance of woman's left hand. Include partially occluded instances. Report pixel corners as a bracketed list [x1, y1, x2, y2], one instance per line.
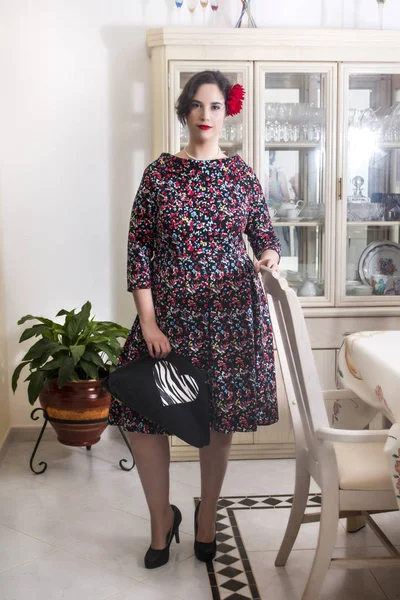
[254, 249, 280, 274]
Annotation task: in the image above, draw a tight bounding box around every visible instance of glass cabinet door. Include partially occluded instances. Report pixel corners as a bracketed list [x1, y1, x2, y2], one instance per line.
[255, 63, 337, 305]
[169, 62, 252, 163]
[339, 65, 400, 305]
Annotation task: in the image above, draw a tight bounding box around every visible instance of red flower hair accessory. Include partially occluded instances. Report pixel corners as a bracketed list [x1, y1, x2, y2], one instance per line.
[226, 84, 245, 117]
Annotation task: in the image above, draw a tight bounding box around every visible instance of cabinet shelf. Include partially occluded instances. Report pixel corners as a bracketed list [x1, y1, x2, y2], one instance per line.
[273, 220, 324, 227]
[374, 143, 400, 149]
[265, 141, 320, 149]
[347, 221, 400, 226]
[220, 142, 242, 149]
[347, 143, 400, 150]
[180, 141, 242, 149]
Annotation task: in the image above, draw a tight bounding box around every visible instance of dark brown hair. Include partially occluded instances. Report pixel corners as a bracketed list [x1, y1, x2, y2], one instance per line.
[175, 70, 231, 127]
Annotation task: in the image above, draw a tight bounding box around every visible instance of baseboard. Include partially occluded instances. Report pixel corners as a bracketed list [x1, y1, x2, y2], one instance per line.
[2, 426, 295, 463]
[0, 424, 128, 469]
[8, 426, 57, 443]
[0, 427, 11, 464]
[170, 442, 296, 461]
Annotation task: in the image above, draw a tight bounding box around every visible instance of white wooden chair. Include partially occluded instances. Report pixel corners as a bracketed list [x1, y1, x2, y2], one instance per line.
[260, 267, 400, 600]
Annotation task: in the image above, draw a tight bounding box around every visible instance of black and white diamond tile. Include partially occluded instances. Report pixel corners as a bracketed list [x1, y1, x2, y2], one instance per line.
[196, 493, 322, 600]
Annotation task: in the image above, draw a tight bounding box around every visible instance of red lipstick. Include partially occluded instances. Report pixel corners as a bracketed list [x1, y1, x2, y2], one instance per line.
[198, 125, 212, 130]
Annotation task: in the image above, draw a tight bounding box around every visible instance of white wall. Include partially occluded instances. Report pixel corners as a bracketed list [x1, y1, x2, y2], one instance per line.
[0, 194, 10, 445]
[1, 0, 400, 430]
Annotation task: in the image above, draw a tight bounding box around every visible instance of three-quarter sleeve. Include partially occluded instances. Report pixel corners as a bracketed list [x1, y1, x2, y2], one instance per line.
[244, 169, 281, 261]
[127, 167, 157, 291]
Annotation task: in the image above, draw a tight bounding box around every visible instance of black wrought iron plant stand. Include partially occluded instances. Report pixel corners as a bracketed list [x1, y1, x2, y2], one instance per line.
[29, 407, 135, 474]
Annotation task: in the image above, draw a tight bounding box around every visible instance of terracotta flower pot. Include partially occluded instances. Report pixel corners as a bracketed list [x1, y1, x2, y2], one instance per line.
[39, 379, 111, 447]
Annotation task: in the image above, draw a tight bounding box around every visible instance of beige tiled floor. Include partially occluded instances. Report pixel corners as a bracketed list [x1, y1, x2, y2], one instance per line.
[0, 432, 399, 600]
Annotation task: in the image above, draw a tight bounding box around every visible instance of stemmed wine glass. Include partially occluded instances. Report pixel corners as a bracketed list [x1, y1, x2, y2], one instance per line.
[200, 0, 208, 24]
[376, 0, 387, 29]
[210, 0, 218, 25]
[175, 0, 184, 24]
[188, 0, 198, 13]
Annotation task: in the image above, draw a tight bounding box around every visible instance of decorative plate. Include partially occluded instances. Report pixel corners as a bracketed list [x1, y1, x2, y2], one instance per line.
[358, 240, 400, 286]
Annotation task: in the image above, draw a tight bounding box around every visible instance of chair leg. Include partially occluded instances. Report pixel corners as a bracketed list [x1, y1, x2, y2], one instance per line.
[301, 486, 339, 600]
[275, 464, 310, 566]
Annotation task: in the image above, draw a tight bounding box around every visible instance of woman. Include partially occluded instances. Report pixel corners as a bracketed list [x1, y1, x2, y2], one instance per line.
[108, 70, 281, 569]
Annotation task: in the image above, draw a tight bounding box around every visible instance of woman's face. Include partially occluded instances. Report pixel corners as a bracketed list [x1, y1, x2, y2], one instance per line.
[186, 83, 226, 144]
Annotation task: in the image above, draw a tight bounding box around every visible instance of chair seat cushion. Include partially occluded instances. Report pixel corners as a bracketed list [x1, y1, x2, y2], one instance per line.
[334, 442, 393, 491]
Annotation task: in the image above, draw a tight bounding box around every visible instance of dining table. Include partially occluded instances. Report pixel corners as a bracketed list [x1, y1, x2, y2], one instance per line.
[335, 330, 400, 509]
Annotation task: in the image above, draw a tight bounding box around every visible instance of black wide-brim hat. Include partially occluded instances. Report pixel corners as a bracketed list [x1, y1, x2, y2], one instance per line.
[102, 350, 211, 448]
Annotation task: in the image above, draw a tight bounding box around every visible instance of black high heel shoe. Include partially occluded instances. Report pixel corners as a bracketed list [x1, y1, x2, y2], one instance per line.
[144, 504, 182, 569]
[194, 501, 217, 562]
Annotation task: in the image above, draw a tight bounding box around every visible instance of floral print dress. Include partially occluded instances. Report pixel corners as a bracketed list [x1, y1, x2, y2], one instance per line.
[108, 153, 281, 434]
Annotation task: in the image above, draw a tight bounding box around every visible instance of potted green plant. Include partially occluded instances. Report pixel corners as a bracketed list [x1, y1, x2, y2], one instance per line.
[11, 301, 129, 447]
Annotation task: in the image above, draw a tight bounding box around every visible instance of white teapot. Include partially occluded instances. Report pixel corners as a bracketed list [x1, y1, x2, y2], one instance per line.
[276, 199, 304, 219]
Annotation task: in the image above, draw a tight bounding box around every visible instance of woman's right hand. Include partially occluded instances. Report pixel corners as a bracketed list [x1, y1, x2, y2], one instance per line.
[140, 320, 171, 359]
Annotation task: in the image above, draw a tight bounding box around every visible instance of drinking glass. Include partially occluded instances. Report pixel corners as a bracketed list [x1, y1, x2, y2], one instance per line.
[200, 0, 207, 24]
[238, 122, 243, 142]
[265, 103, 277, 142]
[180, 125, 188, 143]
[376, 0, 387, 29]
[291, 104, 301, 142]
[301, 104, 313, 142]
[312, 107, 326, 142]
[226, 118, 236, 142]
[281, 104, 291, 142]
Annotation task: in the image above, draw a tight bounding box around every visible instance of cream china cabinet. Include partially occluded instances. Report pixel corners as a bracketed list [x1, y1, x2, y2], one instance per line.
[146, 28, 400, 460]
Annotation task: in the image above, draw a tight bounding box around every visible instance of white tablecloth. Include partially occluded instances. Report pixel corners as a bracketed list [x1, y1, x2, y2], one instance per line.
[336, 331, 400, 508]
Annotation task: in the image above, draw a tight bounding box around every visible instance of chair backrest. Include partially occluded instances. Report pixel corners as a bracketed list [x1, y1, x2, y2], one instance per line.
[261, 267, 330, 463]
